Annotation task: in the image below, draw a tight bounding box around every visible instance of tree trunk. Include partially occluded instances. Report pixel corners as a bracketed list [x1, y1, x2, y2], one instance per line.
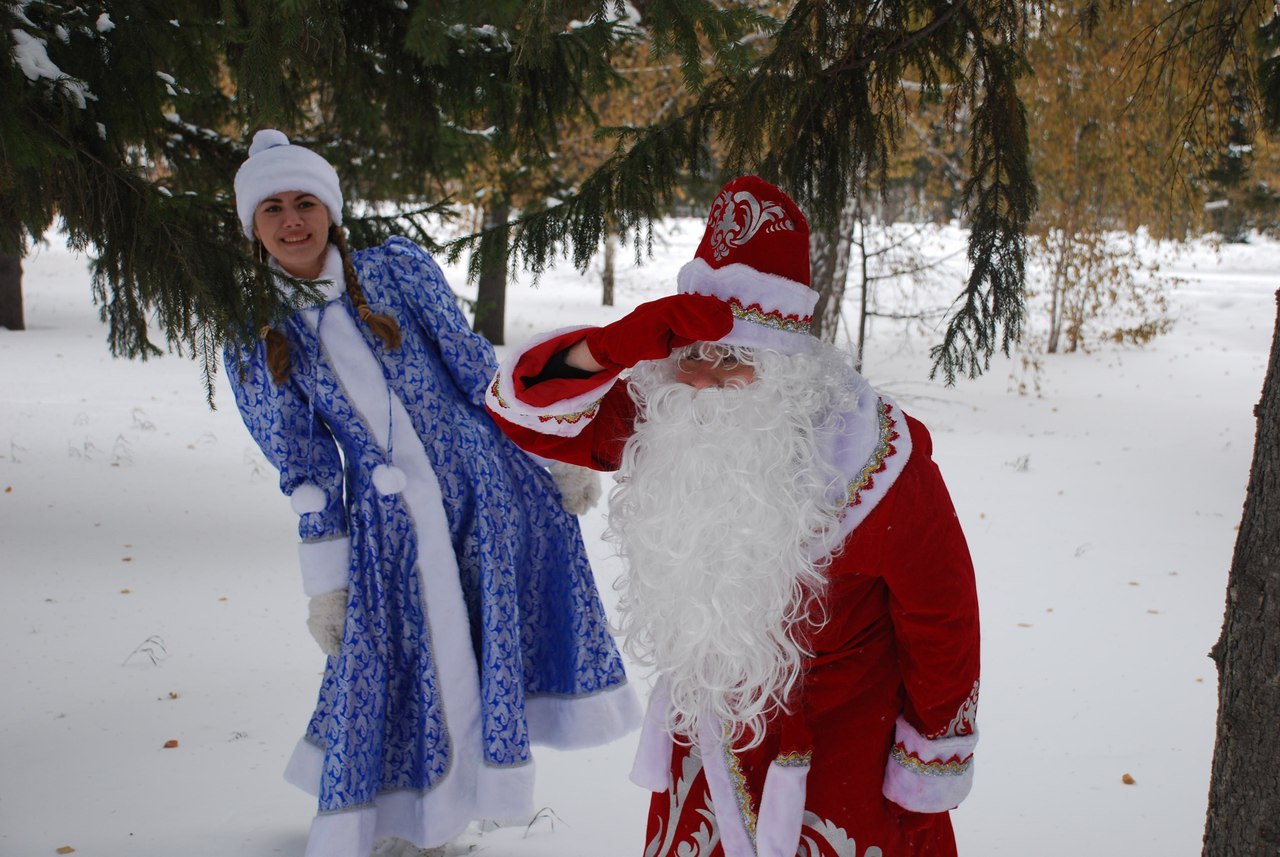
[0, 252, 24, 331]
[1202, 288, 1280, 855]
[853, 212, 869, 372]
[602, 230, 616, 307]
[809, 191, 860, 344]
[473, 201, 510, 345]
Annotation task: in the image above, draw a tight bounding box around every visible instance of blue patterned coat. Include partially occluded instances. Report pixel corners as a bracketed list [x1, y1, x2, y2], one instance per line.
[224, 237, 638, 855]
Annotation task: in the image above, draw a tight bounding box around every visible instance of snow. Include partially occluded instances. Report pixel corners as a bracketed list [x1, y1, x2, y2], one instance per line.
[2, 224, 1274, 856]
[10, 28, 92, 107]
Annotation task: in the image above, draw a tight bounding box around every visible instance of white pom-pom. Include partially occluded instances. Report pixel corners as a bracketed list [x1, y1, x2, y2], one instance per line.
[371, 464, 407, 496]
[249, 128, 290, 156]
[290, 483, 327, 514]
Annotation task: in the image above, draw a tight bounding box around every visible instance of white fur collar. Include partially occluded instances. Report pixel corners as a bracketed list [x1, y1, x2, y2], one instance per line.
[271, 245, 346, 305]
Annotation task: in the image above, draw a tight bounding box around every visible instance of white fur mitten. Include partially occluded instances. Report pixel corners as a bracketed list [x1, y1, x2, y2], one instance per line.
[306, 589, 348, 657]
[549, 460, 602, 515]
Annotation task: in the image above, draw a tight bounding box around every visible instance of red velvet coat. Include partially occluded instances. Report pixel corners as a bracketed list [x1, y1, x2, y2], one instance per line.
[486, 329, 981, 857]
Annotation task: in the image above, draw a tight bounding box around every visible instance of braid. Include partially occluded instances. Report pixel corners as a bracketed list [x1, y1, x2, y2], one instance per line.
[254, 238, 293, 384]
[331, 226, 402, 350]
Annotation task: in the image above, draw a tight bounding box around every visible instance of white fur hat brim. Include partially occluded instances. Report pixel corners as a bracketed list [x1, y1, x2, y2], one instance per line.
[234, 129, 343, 239]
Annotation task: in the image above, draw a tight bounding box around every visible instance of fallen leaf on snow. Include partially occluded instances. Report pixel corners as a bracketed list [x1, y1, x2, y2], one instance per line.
[56, 847, 76, 854]
[1122, 773, 1136, 785]
[163, 739, 179, 749]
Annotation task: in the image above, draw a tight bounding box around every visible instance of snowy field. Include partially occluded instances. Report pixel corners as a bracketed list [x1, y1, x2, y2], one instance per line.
[1, 221, 1274, 857]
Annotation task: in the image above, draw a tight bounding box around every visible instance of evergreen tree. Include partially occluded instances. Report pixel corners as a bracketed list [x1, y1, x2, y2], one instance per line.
[493, 0, 1038, 382]
[5, 0, 1038, 388]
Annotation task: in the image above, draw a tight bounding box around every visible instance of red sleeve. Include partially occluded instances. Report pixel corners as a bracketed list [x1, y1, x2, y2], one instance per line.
[485, 327, 638, 471]
[488, 386, 636, 471]
[879, 417, 980, 739]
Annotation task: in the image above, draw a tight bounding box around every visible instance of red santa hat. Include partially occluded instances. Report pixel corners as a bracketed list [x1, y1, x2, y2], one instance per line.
[676, 176, 817, 354]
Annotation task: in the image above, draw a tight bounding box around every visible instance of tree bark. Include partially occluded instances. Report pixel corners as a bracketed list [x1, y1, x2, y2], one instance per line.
[1202, 288, 1280, 855]
[602, 230, 616, 307]
[809, 192, 859, 344]
[0, 252, 24, 331]
[473, 201, 510, 345]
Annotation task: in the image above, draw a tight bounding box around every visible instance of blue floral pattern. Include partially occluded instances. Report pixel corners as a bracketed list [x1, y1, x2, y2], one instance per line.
[225, 237, 628, 813]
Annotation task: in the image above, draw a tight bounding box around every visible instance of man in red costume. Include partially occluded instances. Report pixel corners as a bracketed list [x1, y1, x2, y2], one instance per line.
[486, 176, 980, 857]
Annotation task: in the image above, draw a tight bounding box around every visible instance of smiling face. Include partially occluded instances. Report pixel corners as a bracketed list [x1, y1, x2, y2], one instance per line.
[252, 192, 332, 278]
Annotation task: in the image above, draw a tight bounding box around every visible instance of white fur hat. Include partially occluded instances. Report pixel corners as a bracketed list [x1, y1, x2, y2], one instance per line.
[233, 129, 343, 239]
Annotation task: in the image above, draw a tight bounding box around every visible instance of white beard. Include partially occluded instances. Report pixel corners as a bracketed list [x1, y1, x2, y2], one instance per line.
[608, 346, 861, 748]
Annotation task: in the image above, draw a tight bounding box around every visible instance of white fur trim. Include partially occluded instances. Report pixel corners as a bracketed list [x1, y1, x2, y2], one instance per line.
[629, 681, 675, 792]
[757, 760, 809, 857]
[290, 483, 327, 515]
[721, 315, 817, 354]
[371, 463, 407, 495]
[678, 257, 818, 355]
[285, 737, 535, 855]
[882, 716, 978, 813]
[698, 718, 757, 857]
[486, 326, 619, 438]
[678, 257, 817, 316]
[525, 682, 642, 750]
[235, 129, 343, 238]
[831, 393, 914, 541]
[272, 246, 345, 304]
[296, 300, 497, 838]
[548, 460, 602, 514]
[298, 537, 351, 596]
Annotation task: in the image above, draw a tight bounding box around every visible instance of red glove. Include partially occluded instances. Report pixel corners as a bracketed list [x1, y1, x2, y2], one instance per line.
[583, 294, 734, 371]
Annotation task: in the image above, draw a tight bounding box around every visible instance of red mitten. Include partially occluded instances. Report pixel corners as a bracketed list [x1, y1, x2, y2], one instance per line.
[583, 294, 734, 371]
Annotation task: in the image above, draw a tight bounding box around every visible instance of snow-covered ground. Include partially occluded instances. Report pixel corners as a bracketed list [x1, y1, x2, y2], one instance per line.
[1, 223, 1274, 857]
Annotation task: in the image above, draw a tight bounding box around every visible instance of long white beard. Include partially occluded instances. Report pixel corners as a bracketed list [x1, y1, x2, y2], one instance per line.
[608, 347, 860, 748]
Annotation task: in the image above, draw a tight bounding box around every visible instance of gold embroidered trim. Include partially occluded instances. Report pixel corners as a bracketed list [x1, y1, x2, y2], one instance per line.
[536, 398, 602, 425]
[890, 743, 973, 778]
[723, 745, 759, 841]
[775, 749, 812, 768]
[727, 297, 812, 335]
[842, 400, 900, 509]
[490, 375, 602, 425]
[489, 376, 509, 409]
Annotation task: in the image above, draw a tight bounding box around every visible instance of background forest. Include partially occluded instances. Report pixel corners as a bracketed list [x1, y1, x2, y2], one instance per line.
[4, 1, 1279, 853]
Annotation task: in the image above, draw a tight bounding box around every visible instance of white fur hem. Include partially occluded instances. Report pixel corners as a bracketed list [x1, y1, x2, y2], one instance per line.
[629, 681, 674, 792]
[298, 537, 351, 596]
[757, 760, 808, 857]
[698, 719, 756, 857]
[882, 716, 978, 813]
[286, 737, 536, 856]
[485, 326, 618, 438]
[525, 682, 642, 750]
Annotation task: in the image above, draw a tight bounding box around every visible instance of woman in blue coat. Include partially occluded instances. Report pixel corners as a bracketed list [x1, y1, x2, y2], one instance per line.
[224, 130, 639, 857]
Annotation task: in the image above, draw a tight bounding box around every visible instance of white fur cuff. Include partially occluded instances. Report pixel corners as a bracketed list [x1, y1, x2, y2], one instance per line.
[629, 682, 674, 792]
[298, 537, 352, 596]
[486, 326, 617, 438]
[757, 759, 809, 857]
[882, 716, 978, 813]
